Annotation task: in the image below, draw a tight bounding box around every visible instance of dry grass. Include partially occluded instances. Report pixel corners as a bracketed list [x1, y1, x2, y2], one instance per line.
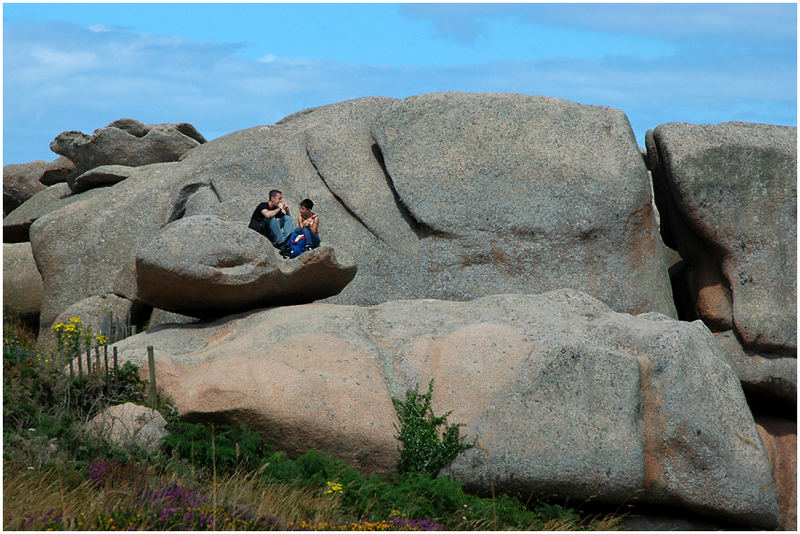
[3, 314, 38, 351]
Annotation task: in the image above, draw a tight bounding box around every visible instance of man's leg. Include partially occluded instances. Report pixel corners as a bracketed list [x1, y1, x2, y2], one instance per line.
[265, 217, 290, 246]
[277, 217, 295, 244]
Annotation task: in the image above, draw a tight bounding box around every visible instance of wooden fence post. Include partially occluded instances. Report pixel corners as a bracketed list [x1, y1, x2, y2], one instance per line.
[147, 346, 157, 409]
[104, 345, 110, 390]
[113, 347, 119, 388]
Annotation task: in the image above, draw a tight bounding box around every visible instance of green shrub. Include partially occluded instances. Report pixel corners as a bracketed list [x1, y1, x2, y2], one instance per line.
[392, 379, 474, 476]
[161, 421, 270, 472]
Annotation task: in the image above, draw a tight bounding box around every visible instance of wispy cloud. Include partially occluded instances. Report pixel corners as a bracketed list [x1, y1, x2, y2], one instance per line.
[3, 15, 795, 163]
[400, 4, 797, 47]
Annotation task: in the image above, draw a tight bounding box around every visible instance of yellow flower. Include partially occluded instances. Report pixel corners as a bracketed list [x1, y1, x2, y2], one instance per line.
[325, 481, 344, 494]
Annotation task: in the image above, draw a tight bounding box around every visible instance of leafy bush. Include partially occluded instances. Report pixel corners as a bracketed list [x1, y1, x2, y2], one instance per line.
[161, 421, 271, 472]
[392, 379, 474, 476]
[3, 328, 153, 468]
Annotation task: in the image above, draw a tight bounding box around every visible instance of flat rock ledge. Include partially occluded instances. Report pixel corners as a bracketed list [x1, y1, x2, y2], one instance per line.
[112, 289, 778, 529]
[135, 215, 357, 318]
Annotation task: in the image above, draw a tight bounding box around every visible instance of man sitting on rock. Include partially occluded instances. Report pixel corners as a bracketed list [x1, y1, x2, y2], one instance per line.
[248, 189, 294, 251]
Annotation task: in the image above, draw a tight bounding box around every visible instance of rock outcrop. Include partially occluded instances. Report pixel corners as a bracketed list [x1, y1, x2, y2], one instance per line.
[112, 289, 778, 528]
[4, 183, 106, 243]
[50, 118, 206, 176]
[68, 164, 135, 194]
[39, 294, 143, 354]
[646, 122, 797, 408]
[713, 330, 796, 405]
[647, 122, 796, 354]
[28, 93, 677, 340]
[39, 156, 77, 186]
[135, 215, 357, 318]
[3, 160, 48, 215]
[755, 415, 797, 530]
[3, 242, 44, 321]
[28, 163, 198, 343]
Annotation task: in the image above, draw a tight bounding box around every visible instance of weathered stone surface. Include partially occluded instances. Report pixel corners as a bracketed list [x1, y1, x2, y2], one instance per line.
[50, 119, 205, 174]
[39, 294, 138, 352]
[713, 330, 796, 405]
[3, 242, 44, 320]
[135, 215, 357, 318]
[755, 415, 797, 531]
[28, 162, 206, 337]
[648, 122, 796, 354]
[3, 183, 106, 243]
[86, 403, 168, 454]
[148, 308, 200, 328]
[112, 289, 777, 528]
[30, 93, 677, 340]
[3, 160, 47, 214]
[39, 156, 77, 186]
[68, 164, 135, 193]
[185, 93, 675, 315]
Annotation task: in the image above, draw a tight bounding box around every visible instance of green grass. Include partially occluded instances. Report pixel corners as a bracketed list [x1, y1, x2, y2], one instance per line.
[2, 314, 625, 531]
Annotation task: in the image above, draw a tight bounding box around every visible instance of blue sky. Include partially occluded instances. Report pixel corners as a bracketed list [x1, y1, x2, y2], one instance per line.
[3, 3, 797, 164]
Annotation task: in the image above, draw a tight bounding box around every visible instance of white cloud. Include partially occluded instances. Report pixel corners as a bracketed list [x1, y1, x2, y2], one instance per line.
[29, 46, 97, 71]
[3, 17, 795, 164]
[88, 24, 114, 33]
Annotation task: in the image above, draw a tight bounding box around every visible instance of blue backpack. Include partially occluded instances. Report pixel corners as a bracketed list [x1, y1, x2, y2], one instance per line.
[285, 229, 309, 258]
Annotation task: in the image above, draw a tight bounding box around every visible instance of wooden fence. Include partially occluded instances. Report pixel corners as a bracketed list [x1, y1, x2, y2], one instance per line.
[5, 343, 159, 410]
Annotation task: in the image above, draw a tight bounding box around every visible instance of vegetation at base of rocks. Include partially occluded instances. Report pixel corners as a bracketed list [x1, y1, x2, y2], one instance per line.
[3, 314, 624, 531]
[392, 379, 474, 476]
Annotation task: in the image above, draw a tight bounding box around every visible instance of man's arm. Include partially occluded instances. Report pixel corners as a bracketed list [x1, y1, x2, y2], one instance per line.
[261, 206, 283, 219]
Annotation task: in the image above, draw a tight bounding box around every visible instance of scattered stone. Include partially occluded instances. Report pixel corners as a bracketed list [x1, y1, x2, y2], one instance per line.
[86, 403, 168, 454]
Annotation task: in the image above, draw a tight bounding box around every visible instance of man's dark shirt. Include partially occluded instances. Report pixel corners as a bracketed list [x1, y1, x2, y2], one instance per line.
[249, 202, 289, 238]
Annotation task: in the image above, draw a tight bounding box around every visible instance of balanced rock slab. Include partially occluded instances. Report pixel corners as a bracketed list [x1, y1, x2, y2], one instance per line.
[112, 289, 777, 528]
[135, 215, 357, 318]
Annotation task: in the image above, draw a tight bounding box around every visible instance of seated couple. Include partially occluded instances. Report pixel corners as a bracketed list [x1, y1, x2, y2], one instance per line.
[248, 190, 320, 256]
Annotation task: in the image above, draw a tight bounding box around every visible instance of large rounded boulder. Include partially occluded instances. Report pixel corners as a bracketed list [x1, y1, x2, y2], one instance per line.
[111, 289, 777, 529]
